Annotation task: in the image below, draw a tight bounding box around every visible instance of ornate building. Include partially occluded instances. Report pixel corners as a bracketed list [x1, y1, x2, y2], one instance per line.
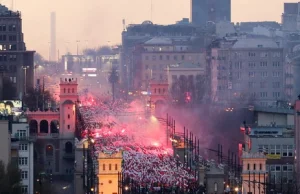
[25, 78, 78, 176]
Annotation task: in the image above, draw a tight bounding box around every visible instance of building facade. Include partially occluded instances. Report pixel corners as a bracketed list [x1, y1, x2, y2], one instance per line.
[240, 107, 294, 191]
[121, 21, 198, 91]
[241, 152, 267, 194]
[25, 78, 78, 177]
[282, 2, 300, 32]
[11, 121, 34, 194]
[138, 37, 205, 90]
[211, 38, 284, 107]
[191, 0, 231, 26]
[0, 5, 34, 100]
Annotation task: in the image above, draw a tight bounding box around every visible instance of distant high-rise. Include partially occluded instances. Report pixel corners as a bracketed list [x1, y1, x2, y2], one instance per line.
[0, 4, 35, 100]
[50, 12, 56, 61]
[191, 0, 231, 26]
[282, 2, 300, 32]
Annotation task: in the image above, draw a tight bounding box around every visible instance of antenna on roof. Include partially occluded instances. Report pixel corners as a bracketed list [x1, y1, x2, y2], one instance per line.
[150, 0, 153, 22]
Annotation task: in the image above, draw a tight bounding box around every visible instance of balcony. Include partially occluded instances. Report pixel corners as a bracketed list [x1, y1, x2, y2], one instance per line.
[11, 134, 36, 142]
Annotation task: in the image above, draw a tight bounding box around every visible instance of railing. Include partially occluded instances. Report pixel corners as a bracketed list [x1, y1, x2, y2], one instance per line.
[51, 133, 59, 138]
[11, 134, 36, 142]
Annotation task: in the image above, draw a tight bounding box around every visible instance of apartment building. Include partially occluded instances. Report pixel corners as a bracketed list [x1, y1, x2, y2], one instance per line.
[211, 37, 284, 107]
[0, 5, 35, 100]
[191, 0, 231, 26]
[121, 21, 198, 91]
[138, 37, 205, 90]
[241, 107, 294, 190]
[0, 115, 35, 194]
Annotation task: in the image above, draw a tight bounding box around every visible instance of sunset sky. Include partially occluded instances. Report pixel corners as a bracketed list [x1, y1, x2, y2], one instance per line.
[3, 0, 299, 58]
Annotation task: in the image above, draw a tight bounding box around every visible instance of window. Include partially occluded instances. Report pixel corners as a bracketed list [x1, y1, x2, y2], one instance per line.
[260, 61, 268, 67]
[270, 165, 281, 183]
[273, 92, 280, 98]
[152, 55, 156, 60]
[103, 164, 105, 171]
[174, 55, 177, 60]
[17, 130, 26, 138]
[247, 163, 250, 170]
[249, 72, 255, 77]
[109, 164, 111, 170]
[273, 72, 280, 77]
[270, 145, 281, 155]
[248, 62, 255, 68]
[72, 88, 74, 93]
[9, 54, 17, 61]
[181, 55, 185, 60]
[166, 55, 170, 60]
[159, 55, 163, 60]
[115, 164, 118, 171]
[67, 125, 70, 129]
[260, 52, 268, 57]
[282, 165, 293, 183]
[273, 62, 280, 67]
[253, 164, 256, 170]
[258, 145, 269, 153]
[248, 52, 256, 57]
[234, 62, 242, 69]
[21, 171, 28, 179]
[19, 157, 28, 166]
[21, 186, 28, 194]
[158, 88, 161, 93]
[260, 92, 268, 98]
[0, 25, 6, 31]
[259, 164, 262, 170]
[64, 88, 66, 93]
[68, 114, 70, 119]
[282, 145, 293, 157]
[261, 72, 268, 77]
[68, 88, 70, 93]
[19, 144, 28, 151]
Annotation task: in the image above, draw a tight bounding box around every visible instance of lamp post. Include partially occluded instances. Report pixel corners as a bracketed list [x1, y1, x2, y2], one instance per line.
[76, 40, 80, 56]
[22, 66, 29, 95]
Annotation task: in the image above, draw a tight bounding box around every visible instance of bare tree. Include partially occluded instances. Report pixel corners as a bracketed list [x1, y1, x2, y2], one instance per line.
[108, 66, 119, 102]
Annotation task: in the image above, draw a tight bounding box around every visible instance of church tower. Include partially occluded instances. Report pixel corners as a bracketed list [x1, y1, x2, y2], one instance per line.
[59, 78, 78, 138]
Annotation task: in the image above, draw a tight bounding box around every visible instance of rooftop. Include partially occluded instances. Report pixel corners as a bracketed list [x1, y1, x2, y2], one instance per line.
[0, 4, 21, 17]
[144, 37, 173, 45]
[232, 38, 280, 49]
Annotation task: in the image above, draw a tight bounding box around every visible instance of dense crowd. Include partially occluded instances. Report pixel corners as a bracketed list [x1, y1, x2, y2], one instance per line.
[78, 95, 196, 188]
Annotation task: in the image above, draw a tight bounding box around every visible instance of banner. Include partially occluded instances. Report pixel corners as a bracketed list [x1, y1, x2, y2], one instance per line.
[266, 154, 281, 159]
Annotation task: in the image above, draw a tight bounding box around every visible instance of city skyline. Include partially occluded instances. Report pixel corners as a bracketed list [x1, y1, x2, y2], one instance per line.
[6, 0, 299, 58]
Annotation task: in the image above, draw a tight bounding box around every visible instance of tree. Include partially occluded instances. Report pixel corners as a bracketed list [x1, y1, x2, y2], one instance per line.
[194, 75, 205, 103]
[108, 66, 119, 102]
[34, 52, 44, 65]
[0, 160, 21, 194]
[96, 46, 113, 55]
[23, 87, 55, 111]
[2, 76, 17, 100]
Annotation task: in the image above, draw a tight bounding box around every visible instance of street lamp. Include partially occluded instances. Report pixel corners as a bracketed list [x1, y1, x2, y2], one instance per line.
[76, 40, 80, 56]
[22, 66, 30, 95]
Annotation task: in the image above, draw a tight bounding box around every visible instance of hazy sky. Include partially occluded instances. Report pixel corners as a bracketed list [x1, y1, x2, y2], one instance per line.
[3, 0, 298, 58]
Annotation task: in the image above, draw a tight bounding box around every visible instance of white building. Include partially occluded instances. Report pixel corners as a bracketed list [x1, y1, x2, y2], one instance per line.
[11, 119, 34, 194]
[210, 37, 284, 107]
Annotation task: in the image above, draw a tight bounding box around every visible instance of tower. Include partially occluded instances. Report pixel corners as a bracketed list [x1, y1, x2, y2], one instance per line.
[241, 152, 267, 194]
[98, 150, 123, 194]
[50, 12, 56, 61]
[59, 78, 78, 137]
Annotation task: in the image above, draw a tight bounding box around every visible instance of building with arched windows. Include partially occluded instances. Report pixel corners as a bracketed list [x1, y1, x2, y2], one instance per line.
[25, 78, 78, 176]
